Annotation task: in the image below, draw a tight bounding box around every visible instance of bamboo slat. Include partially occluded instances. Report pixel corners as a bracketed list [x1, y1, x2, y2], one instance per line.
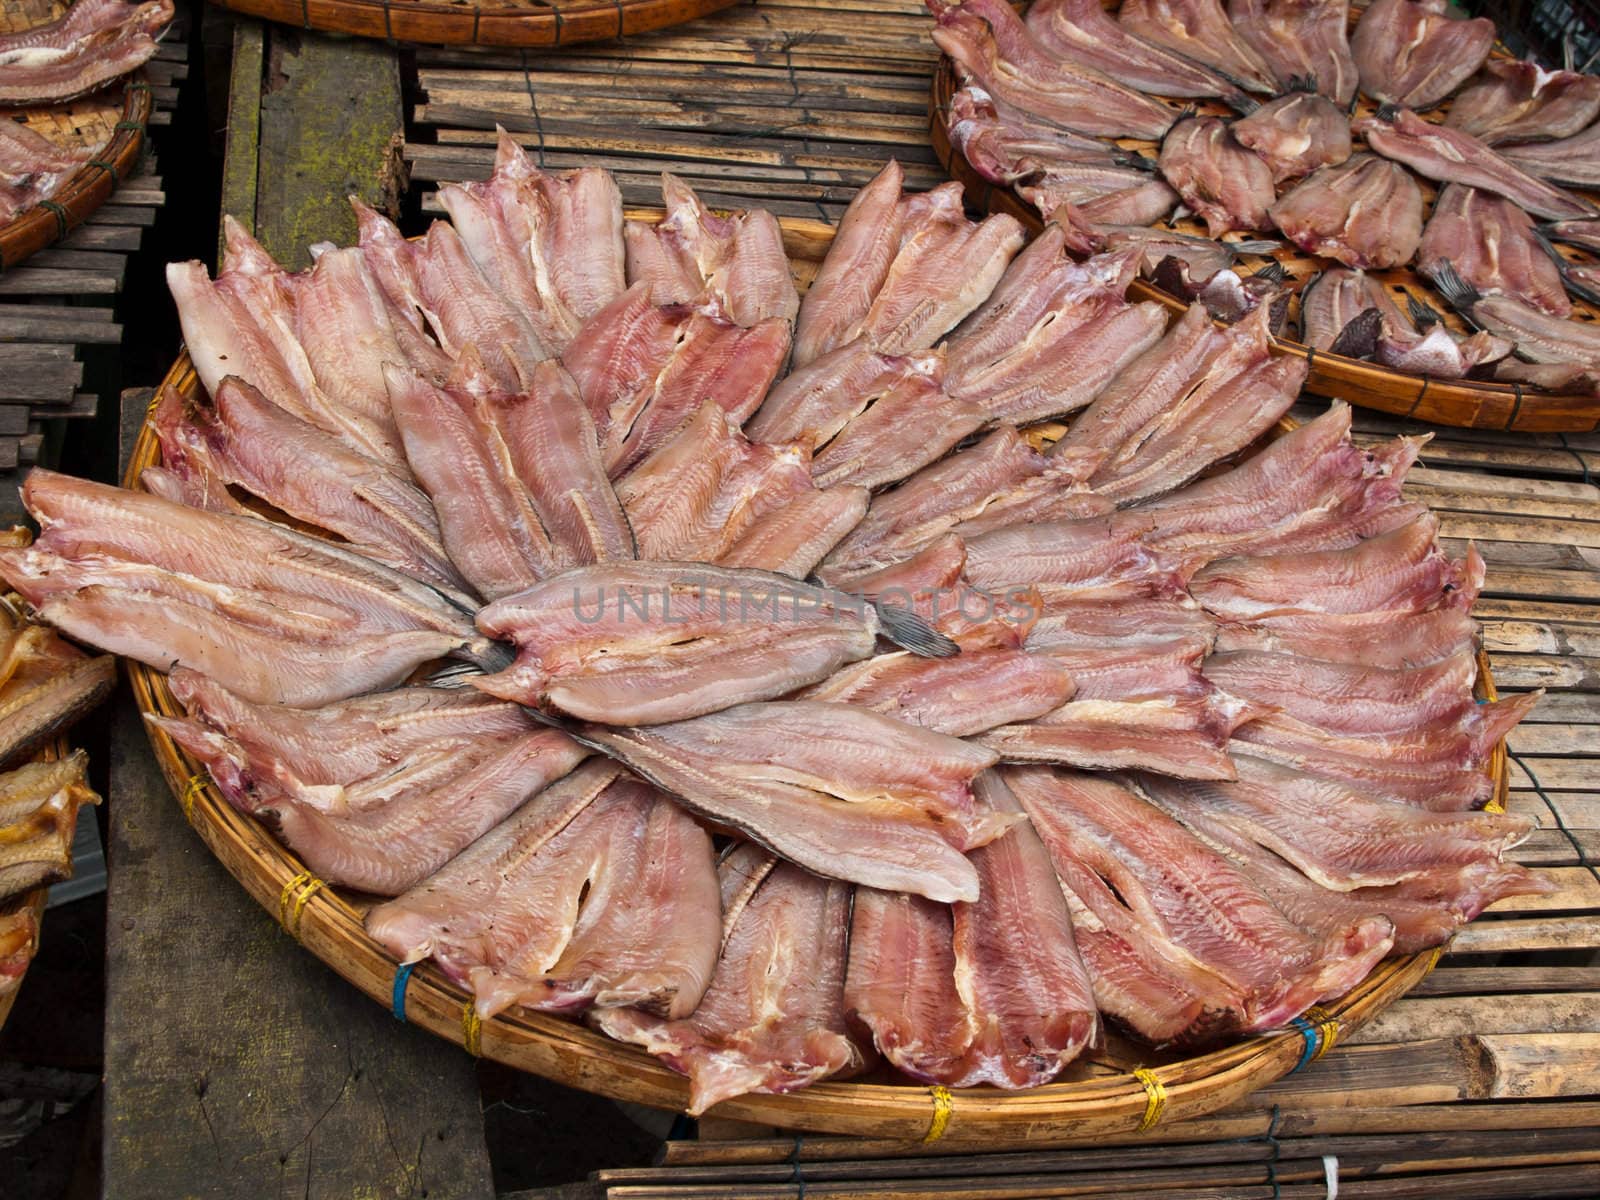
[928, 17, 1600, 434]
[116, 209, 1510, 1141]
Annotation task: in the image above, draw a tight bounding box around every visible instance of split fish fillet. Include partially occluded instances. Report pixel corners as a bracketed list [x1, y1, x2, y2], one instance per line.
[368, 764, 720, 1018]
[793, 160, 906, 367]
[1446, 60, 1600, 146]
[0, 120, 89, 225]
[1158, 117, 1276, 237]
[1268, 154, 1424, 270]
[1350, 0, 1494, 110]
[844, 772, 1098, 1088]
[1231, 87, 1353, 184]
[1026, 0, 1251, 103]
[1228, 0, 1358, 106]
[570, 701, 1005, 902]
[1499, 118, 1600, 190]
[1431, 261, 1600, 367]
[1418, 185, 1570, 318]
[1118, 0, 1279, 94]
[594, 859, 864, 1114]
[473, 563, 894, 724]
[0, 0, 171, 105]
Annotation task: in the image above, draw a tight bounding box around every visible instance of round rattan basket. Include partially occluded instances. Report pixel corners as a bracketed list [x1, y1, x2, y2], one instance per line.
[122, 213, 1502, 1143]
[0, 0, 154, 271]
[928, 12, 1600, 434]
[202, 0, 740, 48]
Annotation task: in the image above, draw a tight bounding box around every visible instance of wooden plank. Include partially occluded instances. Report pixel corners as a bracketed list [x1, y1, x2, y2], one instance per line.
[1412, 967, 1600, 996]
[0, 267, 119, 295]
[251, 30, 404, 268]
[219, 20, 264, 241]
[102, 391, 496, 1198]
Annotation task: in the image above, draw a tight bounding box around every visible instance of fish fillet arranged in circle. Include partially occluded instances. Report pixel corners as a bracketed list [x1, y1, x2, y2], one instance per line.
[625, 174, 799, 329]
[616, 401, 866, 576]
[0, 471, 484, 707]
[793, 160, 907, 367]
[472, 563, 904, 725]
[1158, 117, 1277, 237]
[1118, 0, 1280, 94]
[1358, 107, 1596, 222]
[1447, 60, 1600, 146]
[820, 426, 1113, 583]
[930, 0, 1179, 141]
[1025, 0, 1251, 104]
[1230, 87, 1353, 184]
[1228, 0, 1358, 106]
[144, 380, 471, 602]
[1418, 185, 1571, 318]
[1350, 0, 1494, 110]
[1013, 767, 1395, 1039]
[1498, 118, 1600, 191]
[154, 700, 590, 896]
[570, 700, 1007, 902]
[367, 762, 721, 1019]
[595, 854, 866, 1115]
[1268, 154, 1424, 270]
[438, 128, 626, 355]
[385, 353, 633, 602]
[845, 771, 1099, 1088]
[1089, 306, 1307, 505]
[975, 690, 1265, 779]
[1141, 756, 1535, 890]
[1189, 511, 1478, 621]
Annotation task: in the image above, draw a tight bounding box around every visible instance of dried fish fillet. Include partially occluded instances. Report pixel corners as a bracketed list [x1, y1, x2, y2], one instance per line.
[0, 0, 171, 105]
[1119, 0, 1279, 94]
[1230, 88, 1352, 184]
[1027, 0, 1251, 103]
[1447, 60, 1600, 146]
[1158, 117, 1276, 237]
[1228, 0, 1358, 106]
[1418, 185, 1571, 318]
[1350, 0, 1494, 110]
[0, 753, 100, 897]
[1269, 154, 1424, 270]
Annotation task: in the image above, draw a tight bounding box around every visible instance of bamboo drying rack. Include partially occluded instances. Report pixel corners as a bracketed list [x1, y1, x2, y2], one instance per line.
[928, 7, 1600, 434]
[202, 0, 742, 47]
[121, 212, 1505, 1143]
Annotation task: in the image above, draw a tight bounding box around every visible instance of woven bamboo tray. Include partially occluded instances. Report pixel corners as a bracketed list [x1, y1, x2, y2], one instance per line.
[929, 11, 1600, 435]
[0, 0, 154, 271]
[122, 212, 1502, 1142]
[204, 0, 740, 48]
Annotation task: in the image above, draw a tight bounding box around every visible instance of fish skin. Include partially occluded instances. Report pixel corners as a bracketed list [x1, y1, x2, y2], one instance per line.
[1089, 307, 1307, 506]
[383, 359, 561, 601]
[1350, 0, 1494, 110]
[1143, 755, 1534, 890]
[845, 772, 1098, 1089]
[1231, 90, 1353, 184]
[148, 380, 473, 602]
[976, 692, 1264, 779]
[1228, 0, 1358, 106]
[1501, 121, 1600, 190]
[821, 427, 1112, 582]
[1118, 0, 1280, 94]
[573, 702, 995, 902]
[930, 0, 1179, 141]
[1269, 154, 1425, 270]
[1418, 185, 1571, 318]
[1013, 766, 1394, 1037]
[594, 861, 864, 1115]
[1358, 108, 1596, 222]
[1189, 511, 1475, 620]
[1158, 117, 1277, 237]
[1026, 0, 1250, 103]
[1446, 59, 1600, 146]
[796, 644, 1076, 737]
[793, 161, 905, 367]
[472, 563, 883, 724]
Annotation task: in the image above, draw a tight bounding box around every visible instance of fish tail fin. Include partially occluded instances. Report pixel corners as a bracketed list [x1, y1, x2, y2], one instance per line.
[875, 602, 960, 658]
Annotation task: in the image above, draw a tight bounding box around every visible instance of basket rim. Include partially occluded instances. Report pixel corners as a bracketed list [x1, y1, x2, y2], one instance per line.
[116, 210, 1505, 1140]
[0, 74, 153, 272]
[926, 40, 1600, 435]
[202, 0, 743, 48]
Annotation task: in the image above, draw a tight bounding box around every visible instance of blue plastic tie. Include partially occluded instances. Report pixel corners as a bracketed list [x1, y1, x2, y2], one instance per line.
[1289, 1017, 1319, 1073]
[392, 961, 417, 1022]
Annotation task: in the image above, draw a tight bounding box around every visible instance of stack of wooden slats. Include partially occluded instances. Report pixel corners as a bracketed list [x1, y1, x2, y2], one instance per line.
[0, 35, 183, 522]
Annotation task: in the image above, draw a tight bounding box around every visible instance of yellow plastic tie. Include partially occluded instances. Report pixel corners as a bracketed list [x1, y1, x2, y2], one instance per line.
[180, 773, 206, 824]
[1133, 1067, 1167, 1133]
[462, 1001, 483, 1057]
[921, 1085, 954, 1143]
[1304, 1006, 1340, 1060]
[276, 871, 325, 938]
